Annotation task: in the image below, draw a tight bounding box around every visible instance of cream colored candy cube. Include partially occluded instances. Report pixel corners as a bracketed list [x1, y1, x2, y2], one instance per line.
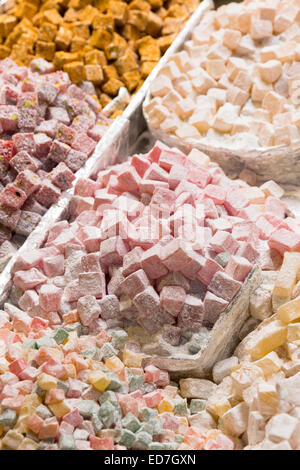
[275, 43, 296, 64]
[206, 59, 227, 80]
[196, 95, 217, 113]
[259, 5, 276, 22]
[221, 402, 249, 437]
[187, 148, 210, 168]
[258, 123, 275, 147]
[175, 123, 200, 140]
[175, 80, 195, 99]
[260, 46, 278, 63]
[273, 252, 300, 299]
[144, 97, 162, 115]
[259, 60, 282, 84]
[207, 88, 227, 108]
[236, 11, 252, 34]
[233, 71, 253, 93]
[256, 382, 278, 416]
[207, 43, 232, 61]
[236, 34, 256, 56]
[252, 78, 272, 103]
[218, 74, 231, 90]
[227, 85, 249, 107]
[227, 57, 247, 81]
[250, 19, 273, 41]
[162, 90, 182, 110]
[274, 9, 296, 35]
[160, 117, 180, 133]
[266, 413, 298, 443]
[262, 91, 285, 116]
[223, 28, 242, 50]
[190, 109, 213, 133]
[254, 109, 271, 122]
[254, 351, 282, 376]
[231, 117, 250, 135]
[169, 51, 191, 73]
[150, 75, 172, 97]
[260, 180, 285, 199]
[160, 62, 181, 81]
[191, 70, 217, 94]
[212, 103, 239, 133]
[148, 104, 169, 125]
[274, 124, 299, 146]
[175, 98, 195, 120]
[247, 411, 266, 446]
[273, 112, 292, 128]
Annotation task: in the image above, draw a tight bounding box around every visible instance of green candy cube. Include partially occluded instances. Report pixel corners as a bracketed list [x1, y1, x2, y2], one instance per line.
[100, 391, 118, 405]
[190, 399, 206, 414]
[174, 398, 188, 416]
[106, 372, 122, 391]
[129, 374, 144, 393]
[121, 412, 141, 433]
[132, 431, 152, 449]
[78, 400, 99, 419]
[99, 343, 118, 361]
[0, 409, 17, 427]
[149, 443, 166, 450]
[119, 429, 136, 448]
[52, 328, 69, 345]
[140, 407, 158, 422]
[91, 413, 103, 433]
[110, 329, 128, 350]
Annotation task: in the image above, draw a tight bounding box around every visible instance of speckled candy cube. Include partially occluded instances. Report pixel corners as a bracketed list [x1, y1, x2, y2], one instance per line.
[120, 269, 150, 299]
[99, 295, 120, 320]
[100, 236, 128, 266]
[177, 295, 204, 329]
[160, 286, 186, 317]
[39, 284, 63, 312]
[141, 245, 168, 280]
[208, 271, 242, 302]
[1, 184, 27, 209]
[78, 272, 105, 298]
[49, 163, 75, 191]
[77, 295, 101, 326]
[15, 211, 41, 236]
[65, 149, 88, 173]
[35, 181, 61, 208]
[203, 291, 229, 327]
[133, 286, 160, 317]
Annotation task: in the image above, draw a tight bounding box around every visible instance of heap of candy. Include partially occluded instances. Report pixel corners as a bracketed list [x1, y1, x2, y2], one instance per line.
[146, 0, 300, 150]
[0, 0, 202, 106]
[0, 312, 234, 450]
[204, 252, 300, 450]
[0, 58, 110, 250]
[10, 141, 299, 353]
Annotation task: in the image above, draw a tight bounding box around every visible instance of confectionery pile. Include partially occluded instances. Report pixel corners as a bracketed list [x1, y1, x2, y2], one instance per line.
[0, 0, 201, 107]
[0, 57, 110, 257]
[0, 0, 300, 453]
[146, 0, 300, 150]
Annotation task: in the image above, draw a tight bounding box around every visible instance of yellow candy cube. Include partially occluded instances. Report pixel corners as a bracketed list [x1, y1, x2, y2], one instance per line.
[49, 401, 71, 418]
[105, 356, 125, 373]
[157, 398, 174, 413]
[244, 319, 287, 360]
[0, 426, 3, 437]
[278, 297, 300, 324]
[287, 323, 300, 343]
[89, 370, 111, 392]
[2, 430, 23, 450]
[18, 437, 39, 450]
[254, 351, 282, 376]
[187, 148, 210, 168]
[123, 349, 144, 367]
[64, 363, 77, 379]
[273, 252, 300, 299]
[37, 373, 57, 391]
[214, 398, 232, 417]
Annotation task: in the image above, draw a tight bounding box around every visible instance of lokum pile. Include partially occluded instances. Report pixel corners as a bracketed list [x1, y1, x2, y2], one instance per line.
[0, 311, 234, 450]
[146, 0, 300, 150]
[0, 57, 110, 252]
[204, 252, 300, 450]
[9, 141, 298, 355]
[0, 0, 202, 106]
